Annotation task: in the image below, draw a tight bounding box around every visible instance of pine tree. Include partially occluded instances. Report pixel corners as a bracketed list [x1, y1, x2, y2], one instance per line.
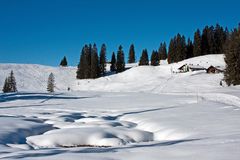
[99, 44, 107, 75]
[151, 50, 159, 66]
[208, 26, 216, 54]
[139, 49, 149, 66]
[201, 26, 216, 55]
[167, 38, 175, 64]
[201, 26, 210, 55]
[128, 44, 136, 63]
[76, 47, 86, 79]
[116, 45, 125, 73]
[2, 71, 17, 93]
[175, 34, 187, 62]
[193, 29, 202, 57]
[186, 38, 194, 58]
[2, 78, 10, 93]
[110, 52, 116, 72]
[60, 56, 68, 67]
[90, 44, 100, 79]
[85, 44, 92, 78]
[158, 42, 167, 60]
[167, 34, 187, 63]
[224, 25, 240, 86]
[47, 73, 55, 93]
[214, 24, 227, 54]
[8, 70, 17, 92]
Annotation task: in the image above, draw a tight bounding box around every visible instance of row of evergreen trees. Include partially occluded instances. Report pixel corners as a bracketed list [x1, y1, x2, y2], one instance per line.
[138, 43, 167, 66]
[76, 44, 127, 79]
[168, 24, 228, 63]
[74, 24, 228, 76]
[75, 42, 168, 79]
[59, 23, 240, 87]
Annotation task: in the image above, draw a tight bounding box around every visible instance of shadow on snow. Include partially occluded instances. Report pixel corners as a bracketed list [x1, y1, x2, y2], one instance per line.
[0, 92, 98, 103]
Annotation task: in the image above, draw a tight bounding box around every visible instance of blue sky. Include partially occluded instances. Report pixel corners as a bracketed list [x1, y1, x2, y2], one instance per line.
[0, 0, 239, 66]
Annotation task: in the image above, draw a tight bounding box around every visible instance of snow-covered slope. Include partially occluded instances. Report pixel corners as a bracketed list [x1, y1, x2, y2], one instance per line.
[1, 54, 240, 160]
[0, 64, 76, 91]
[0, 54, 226, 93]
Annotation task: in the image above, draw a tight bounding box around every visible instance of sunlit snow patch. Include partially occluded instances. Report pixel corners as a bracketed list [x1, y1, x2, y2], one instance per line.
[26, 127, 153, 148]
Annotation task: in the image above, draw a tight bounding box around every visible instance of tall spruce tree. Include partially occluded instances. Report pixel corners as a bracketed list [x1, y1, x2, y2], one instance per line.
[8, 70, 17, 92]
[76, 47, 86, 79]
[224, 25, 240, 86]
[193, 29, 202, 57]
[60, 56, 68, 67]
[167, 38, 175, 64]
[201, 26, 216, 55]
[110, 52, 117, 72]
[158, 42, 167, 60]
[151, 50, 159, 66]
[208, 26, 216, 54]
[167, 34, 187, 63]
[90, 44, 100, 79]
[214, 24, 227, 54]
[139, 49, 149, 66]
[2, 78, 10, 93]
[99, 44, 107, 75]
[85, 44, 92, 78]
[201, 26, 210, 55]
[116, 45, 125, 73]
[186, 38, 194, 58]
[128, 44, 136, 63]
[175, 34, 187, 62]
[47, 73, 55, 93]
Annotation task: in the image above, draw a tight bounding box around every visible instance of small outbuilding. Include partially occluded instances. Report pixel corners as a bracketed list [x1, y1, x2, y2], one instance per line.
[189, 64, 206, 72]
[178, 64, 189, 73]
[178, 64, 206, 73]
[206, 66, 224, 74]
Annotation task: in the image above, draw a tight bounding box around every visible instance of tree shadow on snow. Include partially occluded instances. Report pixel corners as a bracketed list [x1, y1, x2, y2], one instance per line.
[102, 106, 179, 120]
[0, 92, 98, 103]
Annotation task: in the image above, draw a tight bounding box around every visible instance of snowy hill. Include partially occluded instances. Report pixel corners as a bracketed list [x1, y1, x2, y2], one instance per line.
[0, 64, 77, 91]
[1, 54, 240, 160]
[0, 54, 225, 93]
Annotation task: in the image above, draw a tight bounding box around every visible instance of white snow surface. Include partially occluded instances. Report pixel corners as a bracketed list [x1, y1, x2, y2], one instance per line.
[0, 54, 240, 160]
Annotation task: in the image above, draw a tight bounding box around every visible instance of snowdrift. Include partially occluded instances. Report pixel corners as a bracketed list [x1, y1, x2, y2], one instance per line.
[27, 127, 153, 148]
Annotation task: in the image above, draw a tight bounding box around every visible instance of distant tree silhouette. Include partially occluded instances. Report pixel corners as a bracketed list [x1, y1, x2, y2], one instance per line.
[158, 42, 167, 60]
[139, 49, 149, 66]
[60, 56, 68, 67]
[90, 44, 100, 79]
[168, 34, 187, 63]
[99, 44, 107, 75]
[186, 38, 194, 58]
[116, 45, 125, 73]
[193, 29, 202, 57]
[128, 44, 136, 63]
[151, 50, 159, 66]
[110, 52, 117, 72]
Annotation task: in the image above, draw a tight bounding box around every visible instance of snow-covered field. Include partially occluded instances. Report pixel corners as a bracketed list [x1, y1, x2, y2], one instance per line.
[0, 54, 240, 159]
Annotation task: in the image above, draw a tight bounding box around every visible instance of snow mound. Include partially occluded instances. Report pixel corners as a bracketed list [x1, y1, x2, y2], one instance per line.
[26, 127, 153, 148]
